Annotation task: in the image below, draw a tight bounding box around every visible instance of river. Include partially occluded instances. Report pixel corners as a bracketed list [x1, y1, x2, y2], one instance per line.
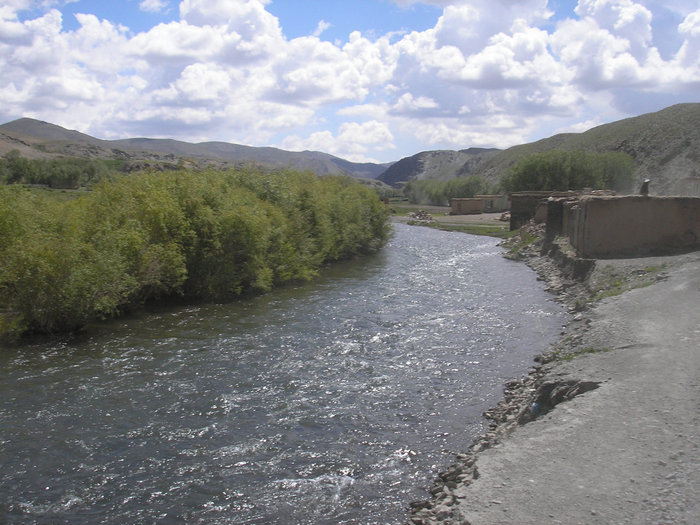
[0, 223, 565, 524]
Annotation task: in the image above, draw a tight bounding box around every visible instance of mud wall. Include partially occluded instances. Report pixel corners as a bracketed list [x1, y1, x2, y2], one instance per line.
[567, 196, 700, 258]
[475, 194, 509, 213]
[510, 191, 579, 230]
[450, 198, 483, 215]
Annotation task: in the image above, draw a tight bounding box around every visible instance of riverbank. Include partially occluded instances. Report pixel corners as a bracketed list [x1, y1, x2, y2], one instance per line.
[409, 227, 700, 524]
[391, 206, 512, 239]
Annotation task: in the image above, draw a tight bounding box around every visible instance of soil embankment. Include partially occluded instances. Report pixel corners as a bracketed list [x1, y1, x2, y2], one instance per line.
[409, 230, 700, 524]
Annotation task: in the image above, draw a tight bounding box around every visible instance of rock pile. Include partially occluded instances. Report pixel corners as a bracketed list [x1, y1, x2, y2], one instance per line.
[407, 210, 435, 223]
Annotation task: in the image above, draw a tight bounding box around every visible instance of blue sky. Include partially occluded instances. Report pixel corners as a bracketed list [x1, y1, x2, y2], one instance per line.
[269, 1, 445, 43]
[3, 1, 699, 163]
[41, 1, 455, 41]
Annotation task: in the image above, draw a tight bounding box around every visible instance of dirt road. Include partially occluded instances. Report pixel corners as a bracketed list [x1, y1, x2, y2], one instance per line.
[411, 251, 700, 524]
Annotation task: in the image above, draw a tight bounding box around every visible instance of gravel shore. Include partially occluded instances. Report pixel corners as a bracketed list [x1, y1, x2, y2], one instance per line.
[409, 229, 700, 524]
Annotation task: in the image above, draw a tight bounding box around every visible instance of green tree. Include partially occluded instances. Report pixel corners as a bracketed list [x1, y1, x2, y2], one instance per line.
[501, 150, 636, 193]
[0, 168, 390, 339]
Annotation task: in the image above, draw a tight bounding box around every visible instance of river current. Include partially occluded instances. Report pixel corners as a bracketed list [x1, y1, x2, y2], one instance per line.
[0, 223, 565, 524]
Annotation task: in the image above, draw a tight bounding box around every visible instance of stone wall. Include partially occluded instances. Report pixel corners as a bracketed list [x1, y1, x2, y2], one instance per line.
[565, 196, 700, 258]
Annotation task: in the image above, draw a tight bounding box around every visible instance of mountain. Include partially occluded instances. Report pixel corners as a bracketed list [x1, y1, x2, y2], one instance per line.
[0, 118, 100, 144]
[378, 103, 700, 195]
[471, 103, 700, 195]
[3, 103, 699, 195]
[0, 118, 391, 179]
[377, 147, 501, 186]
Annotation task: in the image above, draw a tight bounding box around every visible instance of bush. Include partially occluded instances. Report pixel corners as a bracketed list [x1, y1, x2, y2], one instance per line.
[0, 169, 390, 338]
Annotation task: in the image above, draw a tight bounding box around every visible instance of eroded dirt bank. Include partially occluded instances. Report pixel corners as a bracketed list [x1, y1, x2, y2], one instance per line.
[409, 232, 700, 524]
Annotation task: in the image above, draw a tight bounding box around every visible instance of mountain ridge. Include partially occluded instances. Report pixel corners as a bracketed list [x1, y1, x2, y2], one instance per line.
[2, 103, 699, 195]
[0, 118, 391, 179]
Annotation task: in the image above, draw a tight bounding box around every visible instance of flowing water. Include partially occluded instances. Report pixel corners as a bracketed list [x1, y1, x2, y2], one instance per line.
[0, 223, 566, 524]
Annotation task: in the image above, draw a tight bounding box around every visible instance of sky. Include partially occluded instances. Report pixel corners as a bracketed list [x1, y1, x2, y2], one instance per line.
[1, 1, 699, 163]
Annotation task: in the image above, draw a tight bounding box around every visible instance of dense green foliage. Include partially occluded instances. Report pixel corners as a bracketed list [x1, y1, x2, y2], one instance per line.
[0, 169, 390, 338]
[404, 176, 490, 205]
[500, 150, 636, 193]
[0, 150, 121, 188]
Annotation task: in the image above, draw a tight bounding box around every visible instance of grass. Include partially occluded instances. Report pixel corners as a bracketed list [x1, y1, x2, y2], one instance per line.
[389, 201, 451, 216]
[420, 222, 515, 239]
[590, 264, 665, 301]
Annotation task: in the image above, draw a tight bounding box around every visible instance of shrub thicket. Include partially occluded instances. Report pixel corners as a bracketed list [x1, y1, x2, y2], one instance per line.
[501, 150, 636, 193]
[0, 169, 390, 338]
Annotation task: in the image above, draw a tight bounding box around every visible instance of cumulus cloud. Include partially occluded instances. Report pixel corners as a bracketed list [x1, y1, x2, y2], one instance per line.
[283, 120, 394, 162]
[575, 0, 653, 59]
[433, 0, 552, 52]
[676, 8, 700, 68]
[1, 0, 699, 161]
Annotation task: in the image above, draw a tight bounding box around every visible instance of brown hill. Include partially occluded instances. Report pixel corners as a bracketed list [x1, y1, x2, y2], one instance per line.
[378, 103, 700, 195]
[377, 148, 500, 187]
[472, 103, 700, 195]
[0, 118, 391, 179]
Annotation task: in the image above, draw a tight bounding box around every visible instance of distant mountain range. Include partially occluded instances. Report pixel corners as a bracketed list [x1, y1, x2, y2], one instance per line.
[0, 118, 390, 180]
[2, 103, 699, 195]
[378, 103, 700, 196]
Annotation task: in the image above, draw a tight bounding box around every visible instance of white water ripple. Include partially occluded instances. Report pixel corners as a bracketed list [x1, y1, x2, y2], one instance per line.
[0, 223, 566, 524]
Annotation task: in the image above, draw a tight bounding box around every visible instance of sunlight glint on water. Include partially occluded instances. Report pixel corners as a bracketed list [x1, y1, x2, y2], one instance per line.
[0, 223, 565, 524]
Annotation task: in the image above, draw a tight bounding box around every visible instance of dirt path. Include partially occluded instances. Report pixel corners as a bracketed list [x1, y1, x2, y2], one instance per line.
[410, 250, 700, 524]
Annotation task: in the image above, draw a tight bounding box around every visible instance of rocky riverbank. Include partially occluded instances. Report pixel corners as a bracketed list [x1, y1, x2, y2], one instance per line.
[408, 225, 700, 524]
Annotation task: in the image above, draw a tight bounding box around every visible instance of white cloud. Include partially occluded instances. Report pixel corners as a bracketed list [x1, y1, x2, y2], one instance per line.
[1, 1, 31, 11]
[392, 93, 439, 114]
[337, 103, 386, 118]
[433, 0, 552, 52]
[575, 0, 653, 59]
[675, 9, 700, 68]
[283, 120, 395, 162]
[313, 20, 331, 38]
[1, 0, 699, 162]
[454, 23, 562, 88]
[263, 31, 397, 108]
[139, 0, 168, 12]
[157, 62, 232, 102]
[338, 120, 394, 148]
[404, 113, 530, 150]
[390, 0, 454, 6]
[551, 1, 682, 91]
[554, 118, 604, 135]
